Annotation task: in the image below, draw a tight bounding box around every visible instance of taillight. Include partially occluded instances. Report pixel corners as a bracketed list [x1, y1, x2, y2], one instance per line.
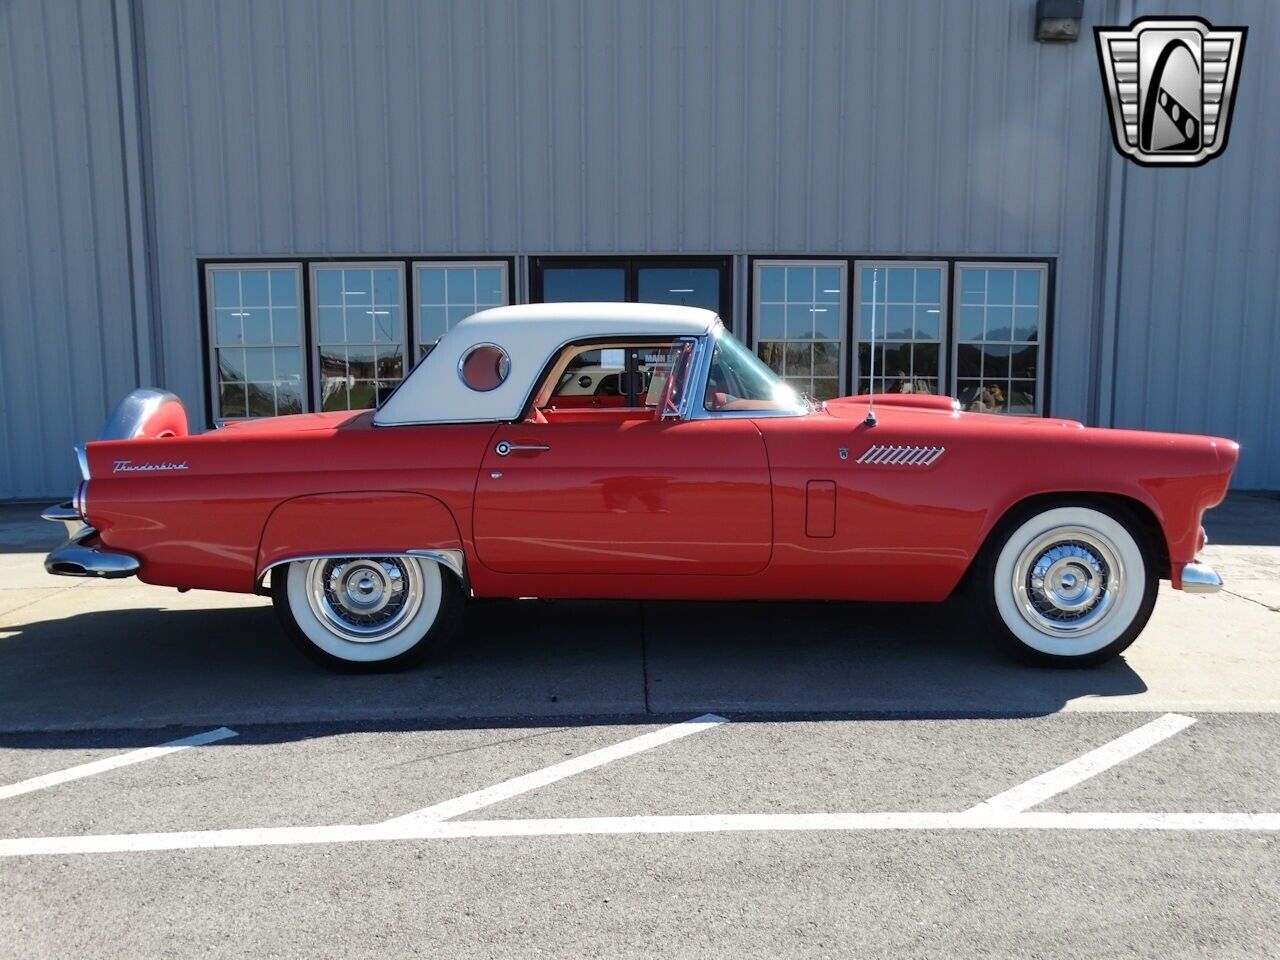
[73, 480, 88, 523]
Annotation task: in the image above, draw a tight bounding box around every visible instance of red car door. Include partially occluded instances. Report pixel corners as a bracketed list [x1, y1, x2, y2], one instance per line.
[472, 416, 772, 576]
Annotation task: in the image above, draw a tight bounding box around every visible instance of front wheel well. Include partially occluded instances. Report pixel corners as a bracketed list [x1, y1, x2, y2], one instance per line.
[961, 492, 1171, 593]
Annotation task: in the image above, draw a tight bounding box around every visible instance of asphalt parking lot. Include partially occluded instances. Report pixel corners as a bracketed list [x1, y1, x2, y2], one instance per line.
[2, 495, 1278, 959]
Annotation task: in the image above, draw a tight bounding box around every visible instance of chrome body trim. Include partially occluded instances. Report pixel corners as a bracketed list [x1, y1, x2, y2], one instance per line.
[855, 444, 946, 466]
[258, 549, 468, 591]
[40, 502, 84, 539]
[44, 527, 140, 579]
[74, 443, 90, 480]
[404, 549, 468, 584]
[1180, 562, 1223, 594]
[99, 387, 187, 440]
[494, 441, 550, 456]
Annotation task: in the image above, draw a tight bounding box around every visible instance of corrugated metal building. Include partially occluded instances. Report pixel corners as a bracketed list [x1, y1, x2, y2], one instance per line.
[1, 0, 1277, 498]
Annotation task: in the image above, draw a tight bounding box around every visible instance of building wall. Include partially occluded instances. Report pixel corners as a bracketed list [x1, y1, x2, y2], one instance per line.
[0, 0, 142, 498]
[1110, 0, 1280, 488]
[0, 0, 1277, 496]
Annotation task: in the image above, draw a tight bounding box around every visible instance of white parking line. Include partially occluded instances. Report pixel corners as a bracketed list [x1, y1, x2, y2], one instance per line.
[3, 810, 1278, 857]
[968, 713, 1196, 815]
[3, 711, 1271, 859]
[385, 713, 728, 825]
[0, 727, 238, 801]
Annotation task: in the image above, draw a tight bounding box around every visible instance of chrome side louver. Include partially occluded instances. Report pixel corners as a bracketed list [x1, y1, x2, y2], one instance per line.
[855, 445, 945, 467]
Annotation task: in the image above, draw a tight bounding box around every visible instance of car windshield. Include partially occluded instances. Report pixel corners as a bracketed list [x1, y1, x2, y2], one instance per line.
[704, 329, 810, 414]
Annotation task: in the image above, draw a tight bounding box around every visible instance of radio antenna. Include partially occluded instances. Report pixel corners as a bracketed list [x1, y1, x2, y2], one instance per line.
[864, 267, 878, 426]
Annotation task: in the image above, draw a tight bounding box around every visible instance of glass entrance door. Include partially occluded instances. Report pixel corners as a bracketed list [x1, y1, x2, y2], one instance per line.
[531, 257, 732, 325]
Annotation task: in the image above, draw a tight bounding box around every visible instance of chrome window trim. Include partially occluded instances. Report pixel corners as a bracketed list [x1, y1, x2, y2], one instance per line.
[457, 342, 512, 393]
[687, 322, 812, 421]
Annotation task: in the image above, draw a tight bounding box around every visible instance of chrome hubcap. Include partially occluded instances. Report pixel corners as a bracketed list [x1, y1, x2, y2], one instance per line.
[306, 557, 423, 643]
[1012, 528, 1124, 638]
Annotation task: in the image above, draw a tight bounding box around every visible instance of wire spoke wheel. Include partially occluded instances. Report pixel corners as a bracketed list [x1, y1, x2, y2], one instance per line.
[1013, 528, 1124, 639]
[986, 505, 1156, 665]
[305, 557, 424, 644]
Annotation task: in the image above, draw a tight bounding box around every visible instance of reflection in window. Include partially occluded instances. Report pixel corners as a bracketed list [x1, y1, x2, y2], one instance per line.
[636, 267, 720, 312]
[856, 264, 944, 396]
[540, 267, 627, 303]
[754, 262, 844, 401]
[207, 265, 304, 419]
[313, 265, 406, 411]
[954, 266, 1044, 415]
[416, 262, 508, 358]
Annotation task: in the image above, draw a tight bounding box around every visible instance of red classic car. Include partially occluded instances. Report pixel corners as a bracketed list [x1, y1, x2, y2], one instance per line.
[42, 303, 1236, 671]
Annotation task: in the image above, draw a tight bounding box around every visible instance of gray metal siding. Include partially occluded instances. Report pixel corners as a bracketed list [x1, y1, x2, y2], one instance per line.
[1, 0, 1276, 495]
[0, 0, 139, 499]
[135, 0, 1110, 430]
[1111, 0, 1280, 488]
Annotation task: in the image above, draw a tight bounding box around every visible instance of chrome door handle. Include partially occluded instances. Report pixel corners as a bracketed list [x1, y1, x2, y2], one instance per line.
[494, 441, 550, 457]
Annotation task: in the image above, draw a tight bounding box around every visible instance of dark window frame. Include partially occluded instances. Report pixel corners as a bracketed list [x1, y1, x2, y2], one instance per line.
[529, 254, 734, 330]
[197, 255, 515, 429]
[745, 254, 1057, 415]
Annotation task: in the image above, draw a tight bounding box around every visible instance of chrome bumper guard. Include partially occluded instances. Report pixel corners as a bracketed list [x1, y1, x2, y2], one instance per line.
[41, 501, 83, 538]
[1181, 562, 1223, 595]
[42, 510, 139, 580]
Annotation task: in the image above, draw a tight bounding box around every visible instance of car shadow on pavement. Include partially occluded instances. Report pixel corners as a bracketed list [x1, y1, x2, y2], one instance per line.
[0, 595, 1148, 743]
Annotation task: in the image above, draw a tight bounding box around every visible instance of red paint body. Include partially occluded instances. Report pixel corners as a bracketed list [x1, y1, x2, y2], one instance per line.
[81, 398, 1237, 601]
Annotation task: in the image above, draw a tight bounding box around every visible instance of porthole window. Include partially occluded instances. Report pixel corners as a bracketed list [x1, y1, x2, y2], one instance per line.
[458, 343, 510, 392]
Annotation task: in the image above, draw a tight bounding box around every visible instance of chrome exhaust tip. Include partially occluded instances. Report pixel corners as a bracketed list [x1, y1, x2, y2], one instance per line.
[44, 531, 140, 580]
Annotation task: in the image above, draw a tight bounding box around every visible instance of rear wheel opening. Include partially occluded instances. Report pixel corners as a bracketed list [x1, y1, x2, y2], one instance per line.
[271, 555, 464, 672]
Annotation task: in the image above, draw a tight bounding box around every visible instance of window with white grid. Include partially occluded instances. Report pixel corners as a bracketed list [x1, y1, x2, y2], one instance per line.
[953, 264, 1047, 415]
[854, 262, 947, 397]
[205, 264, 305, 419]
[415, 261, 509, 358]
[311, 264, 408, 411]
[752, 261, 845, 402]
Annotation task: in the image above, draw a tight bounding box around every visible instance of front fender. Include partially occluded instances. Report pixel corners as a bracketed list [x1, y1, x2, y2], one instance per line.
[256, 491, 465, 583]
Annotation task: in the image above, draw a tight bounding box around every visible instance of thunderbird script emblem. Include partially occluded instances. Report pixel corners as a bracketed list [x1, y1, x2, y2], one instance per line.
[1095, 16, 1246, 167]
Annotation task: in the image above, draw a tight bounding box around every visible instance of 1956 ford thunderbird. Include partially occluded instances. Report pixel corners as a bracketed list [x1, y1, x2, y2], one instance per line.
[42, 303, 1236, 671]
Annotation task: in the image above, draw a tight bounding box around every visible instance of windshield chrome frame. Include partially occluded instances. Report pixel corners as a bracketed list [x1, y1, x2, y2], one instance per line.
[686, 321, 811, 421]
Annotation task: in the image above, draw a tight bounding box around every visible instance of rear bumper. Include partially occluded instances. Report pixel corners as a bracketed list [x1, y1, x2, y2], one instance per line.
[1180, 562, 1223, 594]
[44, 525, 139, 579]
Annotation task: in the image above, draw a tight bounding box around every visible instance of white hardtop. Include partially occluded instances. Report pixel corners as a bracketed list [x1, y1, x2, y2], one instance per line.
[373, 302, 719, 425]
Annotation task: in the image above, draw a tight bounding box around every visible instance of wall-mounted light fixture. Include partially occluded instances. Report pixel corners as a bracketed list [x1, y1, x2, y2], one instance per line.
[1035, 0, 1084, 43]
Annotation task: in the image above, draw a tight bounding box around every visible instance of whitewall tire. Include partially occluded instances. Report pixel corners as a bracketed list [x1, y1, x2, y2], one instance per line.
[981, 504, 1157, 667]
[271, 556, 463, 672]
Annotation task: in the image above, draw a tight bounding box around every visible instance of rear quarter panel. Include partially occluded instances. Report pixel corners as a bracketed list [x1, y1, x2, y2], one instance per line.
[83, 416, 491, 593]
